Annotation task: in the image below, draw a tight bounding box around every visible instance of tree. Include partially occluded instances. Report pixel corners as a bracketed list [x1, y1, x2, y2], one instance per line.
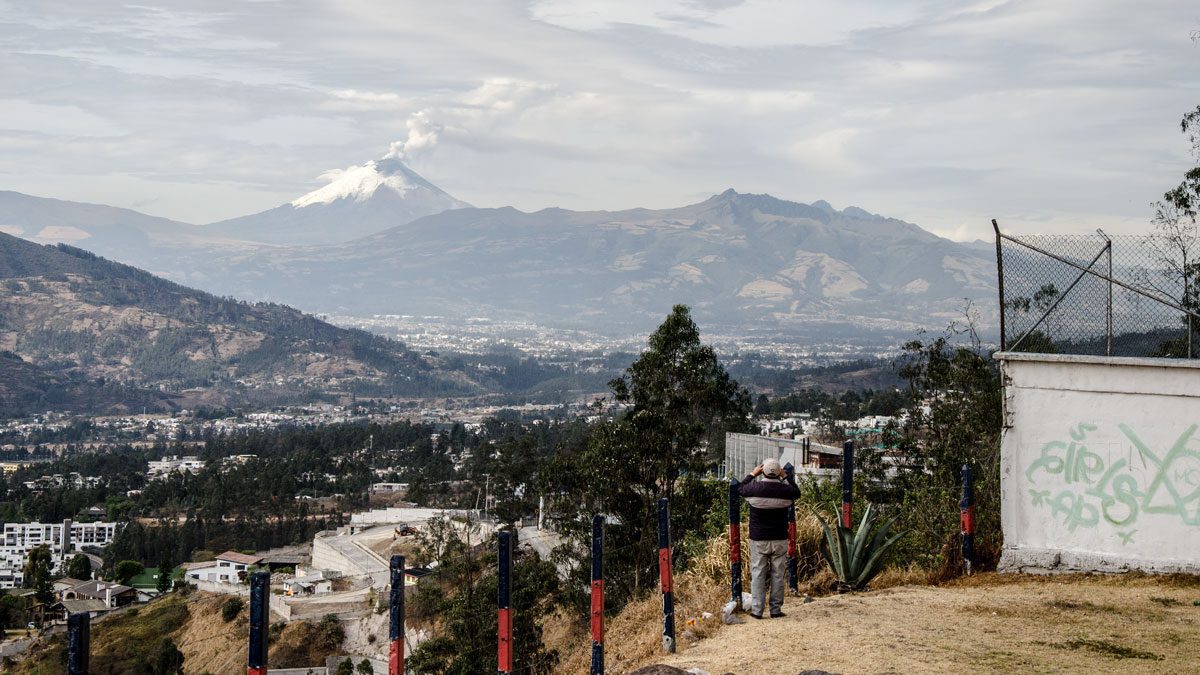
[0, 592, 28, 629]
[114, 560, 145, 585]
[156, 549, 173, 594]
[315, 614, 345, 652]
[66, 553, 92, 581]
[152, 638, 184, 675]
[889, 313, 1003, 573]
[336, 659, 354, 675]
[546, 305, 754, 603]
[408, 552, 559, 675]
[754, 393, 771, 415]
[356, 658, 373, 674]
[23, 545, 54, 604]
[1004, 283, 1059, 353]
[1146, 105, 1200, 357]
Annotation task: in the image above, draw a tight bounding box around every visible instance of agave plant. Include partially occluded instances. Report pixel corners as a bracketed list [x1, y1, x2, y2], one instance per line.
[816, 503, 904, 592]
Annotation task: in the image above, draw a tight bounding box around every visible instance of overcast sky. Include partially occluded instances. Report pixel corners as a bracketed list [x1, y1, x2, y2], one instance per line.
[1, 0, 1196, 240]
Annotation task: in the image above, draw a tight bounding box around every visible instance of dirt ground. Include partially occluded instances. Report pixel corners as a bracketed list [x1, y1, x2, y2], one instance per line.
[649, 573, 1200, 674]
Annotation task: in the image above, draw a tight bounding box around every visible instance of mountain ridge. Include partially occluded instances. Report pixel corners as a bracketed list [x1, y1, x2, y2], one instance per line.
[0, 231, 480, 413]
[0, 162, 997, 338]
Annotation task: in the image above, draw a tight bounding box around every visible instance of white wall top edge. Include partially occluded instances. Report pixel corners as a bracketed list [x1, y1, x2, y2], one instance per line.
[995, 351, 1200, 371]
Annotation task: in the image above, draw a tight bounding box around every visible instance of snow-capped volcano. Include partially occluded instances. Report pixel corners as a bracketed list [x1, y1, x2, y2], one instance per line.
[207, 155, 470, 245]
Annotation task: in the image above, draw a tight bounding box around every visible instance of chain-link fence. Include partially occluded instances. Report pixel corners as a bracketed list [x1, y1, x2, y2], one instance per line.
[996, 223, 1200, 358]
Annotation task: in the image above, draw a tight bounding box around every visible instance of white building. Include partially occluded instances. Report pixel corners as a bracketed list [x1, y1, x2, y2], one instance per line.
[183, 550, 263, 584]
[0, 519, 121, 588]
[147, 455, 206, 479]
[369, 482, 409, 495]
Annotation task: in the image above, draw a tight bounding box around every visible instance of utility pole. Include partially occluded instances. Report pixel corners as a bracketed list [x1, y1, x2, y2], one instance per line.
[483, 473, 492, 521]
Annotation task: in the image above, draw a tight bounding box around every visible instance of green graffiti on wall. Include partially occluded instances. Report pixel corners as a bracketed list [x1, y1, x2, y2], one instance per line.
[1024, 422, 1200, 543]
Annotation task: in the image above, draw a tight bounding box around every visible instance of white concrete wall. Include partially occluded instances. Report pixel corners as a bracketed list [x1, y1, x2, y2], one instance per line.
[998, 352, 1200, 573]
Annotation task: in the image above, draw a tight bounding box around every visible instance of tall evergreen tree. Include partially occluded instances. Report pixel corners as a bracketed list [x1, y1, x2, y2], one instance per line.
[547, 305, 754, 602]
[156, 550, 173, 593]
[23, 545, 54, 604]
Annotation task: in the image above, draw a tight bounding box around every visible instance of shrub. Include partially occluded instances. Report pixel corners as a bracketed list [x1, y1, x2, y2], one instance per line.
[221, 597, 244, 622]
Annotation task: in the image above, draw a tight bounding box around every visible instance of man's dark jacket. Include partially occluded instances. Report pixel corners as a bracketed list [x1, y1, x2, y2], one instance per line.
[738, 472, 801, 541]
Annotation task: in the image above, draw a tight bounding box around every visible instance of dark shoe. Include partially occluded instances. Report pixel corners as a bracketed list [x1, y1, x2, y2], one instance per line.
[770, 611, 786, 618]
[748, 612, 763, 620]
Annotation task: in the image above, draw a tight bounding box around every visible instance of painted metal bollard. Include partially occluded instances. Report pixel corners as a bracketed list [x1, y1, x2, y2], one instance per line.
[961, 463, 975, 575]
[389, 554, 405, 675]
[498, 530, 513, 674]
[784, 462, 798, 594]
[728, 477, 743, 611]
[658, 498, 676, 653]
[67, 611, 89, 675]
[248, 571, 270, 675]
[841, 440, 855, 528]
[590, 514, 605, 675]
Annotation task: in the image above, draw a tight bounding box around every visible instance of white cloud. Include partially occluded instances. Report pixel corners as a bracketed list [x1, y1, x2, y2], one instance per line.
[0, 0, 1195, 235]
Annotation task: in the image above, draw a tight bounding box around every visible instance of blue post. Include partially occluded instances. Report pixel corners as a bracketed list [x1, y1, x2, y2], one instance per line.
[784, 462, 798, 593]
[841, 441, 855, 528]
[658, 498, 675, 653]
[389, 555, 405, 675]
[67, 611, 89, 675]
[590, 515, 604, 675]
[498, 531, 513, 674]
[961, 464, 975, 575]
[248, 571, 269, 675]
[728, 477, 742, 610]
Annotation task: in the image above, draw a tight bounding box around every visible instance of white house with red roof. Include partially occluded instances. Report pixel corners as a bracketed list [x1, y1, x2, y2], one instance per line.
[182, 550, 263, 584]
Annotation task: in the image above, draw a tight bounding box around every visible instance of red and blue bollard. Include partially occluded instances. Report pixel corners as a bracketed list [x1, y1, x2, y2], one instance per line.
[498, 530, 513, 674]
[841, 441, 855, 528]
[728, 477, 743, 610]
[590, 514, 605, 675]
[67, 611, 89, 675]
[248, 571, 269, 675]
[389, 554, 405, 675]
[961, 463, 975, 574]
[658, 498, 675, 653]
[784, 462, 798, 593]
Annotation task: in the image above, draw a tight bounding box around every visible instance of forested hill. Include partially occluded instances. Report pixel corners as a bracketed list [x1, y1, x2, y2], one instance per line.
[0, 232, 478, 414]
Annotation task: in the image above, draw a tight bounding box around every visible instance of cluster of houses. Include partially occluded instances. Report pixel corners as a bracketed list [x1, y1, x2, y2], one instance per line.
[145, 455, 206, 479]
[19, 472, 103, 493]
[6, 576, 143, 625]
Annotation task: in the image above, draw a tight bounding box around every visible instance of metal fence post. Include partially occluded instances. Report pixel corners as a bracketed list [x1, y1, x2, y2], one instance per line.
[841, 441, 854, 529]
[248, 571, 269, 675]
[658, 498, 675, 654]
[993, 218, 1007, 351]
[728, 477, 743, 611]
[389, 555, 405, 675]
[590, 515, 604, 675]
[498, 530, 513, 675]
[961, 464, 975, 575]
[67, 611, 89, 675]
[784, 462, 798, 594]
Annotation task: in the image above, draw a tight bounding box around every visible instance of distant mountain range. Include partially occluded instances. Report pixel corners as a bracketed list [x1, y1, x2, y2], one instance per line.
[1, 152, 998, 337]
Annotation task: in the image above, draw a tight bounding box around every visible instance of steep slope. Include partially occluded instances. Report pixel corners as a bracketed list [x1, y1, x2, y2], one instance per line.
[206, 155, 471, 244]
[0, 232, 477, 412]
[0, 349, 173, 417]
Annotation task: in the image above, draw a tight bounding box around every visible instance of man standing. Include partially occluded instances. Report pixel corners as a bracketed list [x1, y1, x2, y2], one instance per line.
[738, 457, 800, 619]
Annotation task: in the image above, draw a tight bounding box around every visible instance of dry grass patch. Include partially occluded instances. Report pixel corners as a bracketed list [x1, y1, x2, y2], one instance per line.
[654, 572, 1200, 675]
